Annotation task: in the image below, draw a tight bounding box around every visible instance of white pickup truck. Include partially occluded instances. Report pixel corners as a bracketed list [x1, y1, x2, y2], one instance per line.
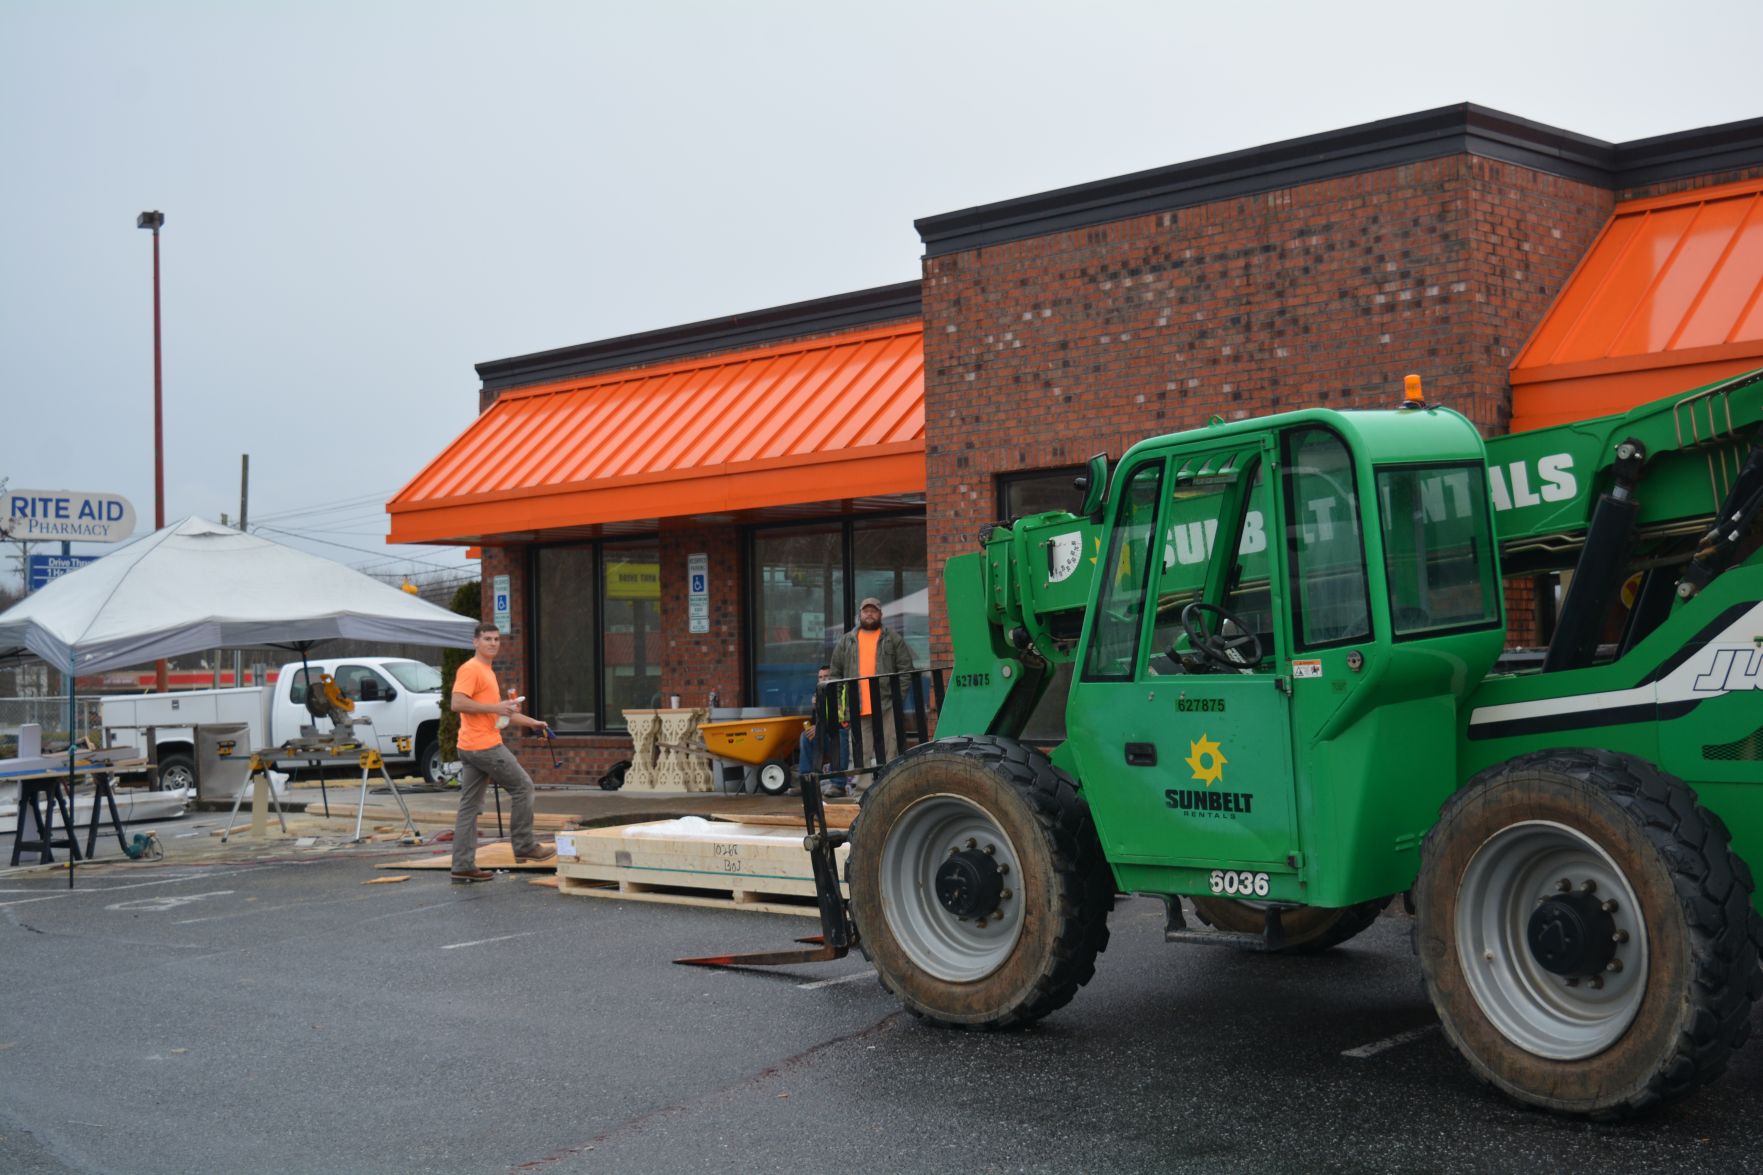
[100, 657, 447, 789]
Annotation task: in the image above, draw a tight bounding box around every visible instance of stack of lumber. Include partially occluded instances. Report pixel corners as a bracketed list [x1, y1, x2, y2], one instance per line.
[553, 815, 850, 916]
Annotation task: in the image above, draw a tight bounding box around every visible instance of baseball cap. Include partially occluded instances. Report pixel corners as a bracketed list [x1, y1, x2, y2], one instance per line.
[859, 596, 883, 611]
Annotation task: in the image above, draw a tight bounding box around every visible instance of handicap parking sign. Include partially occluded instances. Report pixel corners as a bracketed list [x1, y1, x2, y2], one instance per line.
[690, 573, 706, 593]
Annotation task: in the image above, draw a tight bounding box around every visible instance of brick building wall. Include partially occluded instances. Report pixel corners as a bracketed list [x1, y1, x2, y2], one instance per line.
[919, 154, 1617, 659]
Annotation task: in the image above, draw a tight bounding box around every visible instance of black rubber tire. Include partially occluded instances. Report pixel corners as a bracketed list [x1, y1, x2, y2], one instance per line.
[417, 737, 442, 786]
[155, 752, 196, 793]
[1189, 895, 1391, 953]
[1413, 748, 1762, 1118]
[848, 735, 1114, 1029]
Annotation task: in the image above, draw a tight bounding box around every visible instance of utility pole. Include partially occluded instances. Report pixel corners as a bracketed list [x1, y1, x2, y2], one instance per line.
[138, 210, 168, 691]
[234, 453, 249, 687]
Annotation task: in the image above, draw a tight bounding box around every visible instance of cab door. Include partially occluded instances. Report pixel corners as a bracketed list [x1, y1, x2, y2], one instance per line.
[1062, 438, 1301, 897]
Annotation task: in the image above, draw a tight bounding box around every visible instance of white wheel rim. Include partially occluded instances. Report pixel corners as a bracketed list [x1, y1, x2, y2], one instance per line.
[1455, 820, 1649, 1060]
[878, 793, 1025, 983]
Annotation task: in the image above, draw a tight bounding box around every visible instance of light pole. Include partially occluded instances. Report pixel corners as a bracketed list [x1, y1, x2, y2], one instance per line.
[138, 210, 167, 691]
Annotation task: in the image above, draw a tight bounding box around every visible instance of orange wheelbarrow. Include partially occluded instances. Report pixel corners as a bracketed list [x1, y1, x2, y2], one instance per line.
[697, 715, 809, 795]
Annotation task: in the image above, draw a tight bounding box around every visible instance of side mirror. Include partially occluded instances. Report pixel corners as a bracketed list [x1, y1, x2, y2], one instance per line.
[383, 686, 397, 702]
[1076, 452, 1109, 517]
[358, 678, 381, 702]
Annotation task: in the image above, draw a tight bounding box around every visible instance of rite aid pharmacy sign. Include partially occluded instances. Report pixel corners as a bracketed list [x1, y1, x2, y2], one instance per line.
[5, 489, 137, 542]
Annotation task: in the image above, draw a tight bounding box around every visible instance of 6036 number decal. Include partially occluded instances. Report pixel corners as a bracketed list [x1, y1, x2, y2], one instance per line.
[1208, 870, 1270, 897]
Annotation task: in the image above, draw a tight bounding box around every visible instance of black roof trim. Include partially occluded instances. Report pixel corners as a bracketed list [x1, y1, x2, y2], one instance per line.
[478, 281, 922, 392]
[1614, 115, 1763, 188]
[916, 104, 1763, 256]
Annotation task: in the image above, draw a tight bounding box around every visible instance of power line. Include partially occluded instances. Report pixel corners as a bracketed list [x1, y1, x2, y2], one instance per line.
[251, 525, 473, 572]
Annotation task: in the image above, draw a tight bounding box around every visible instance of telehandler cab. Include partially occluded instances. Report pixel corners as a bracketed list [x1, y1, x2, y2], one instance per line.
[696, 368, 1763, 1118]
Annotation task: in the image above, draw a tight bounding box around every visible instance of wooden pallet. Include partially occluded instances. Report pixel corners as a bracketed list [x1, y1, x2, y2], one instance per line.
[552, 818, 847, 916]
[554, 869, 829, 917]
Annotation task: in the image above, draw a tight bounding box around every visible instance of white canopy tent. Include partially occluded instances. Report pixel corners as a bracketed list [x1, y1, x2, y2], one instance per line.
[0, 516, 477, 675]
[0, 516, 478, 874]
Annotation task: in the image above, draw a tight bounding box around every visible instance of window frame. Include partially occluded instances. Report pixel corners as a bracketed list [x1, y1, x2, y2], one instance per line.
[526, 534, 660, 733]
[1281, 425, 1375, 652]
[743, 508, 928, 706]
[1080, 456, 1167, 683]
[1373, 459, 1505, 643]
[997, 465, 1087, 523]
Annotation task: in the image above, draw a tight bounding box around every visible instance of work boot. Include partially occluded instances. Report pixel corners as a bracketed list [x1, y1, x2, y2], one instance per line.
[515, 845, 557, 863]
[450, 869, 496, 884]
[820, 783, 848, 799]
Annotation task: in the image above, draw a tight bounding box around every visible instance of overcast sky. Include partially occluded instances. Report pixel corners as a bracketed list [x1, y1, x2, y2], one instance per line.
[3, 0, 1759, 591]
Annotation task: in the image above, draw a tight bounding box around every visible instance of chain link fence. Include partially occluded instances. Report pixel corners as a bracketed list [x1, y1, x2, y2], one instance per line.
[0, 695, 103, 749]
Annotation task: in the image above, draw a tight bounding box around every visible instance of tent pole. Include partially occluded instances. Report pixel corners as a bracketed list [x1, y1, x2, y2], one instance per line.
[66, 666, 76, 890]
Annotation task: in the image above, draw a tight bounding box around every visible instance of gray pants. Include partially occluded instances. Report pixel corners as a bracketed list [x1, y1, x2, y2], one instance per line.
[454, 744, 539, 871]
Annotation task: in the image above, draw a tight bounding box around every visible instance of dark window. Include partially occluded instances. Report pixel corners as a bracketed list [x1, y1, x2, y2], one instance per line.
[999, 466, 1086, 521]
[1283, 428, 1372, 649]
[601, 543, 661, 729]
[531, 541, 659, 733]
[748, 513, 927, 711]
[1375, 463, 1501, 638]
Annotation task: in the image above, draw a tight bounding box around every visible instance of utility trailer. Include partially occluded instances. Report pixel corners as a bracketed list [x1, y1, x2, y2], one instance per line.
[699, 368, 1763, 1118]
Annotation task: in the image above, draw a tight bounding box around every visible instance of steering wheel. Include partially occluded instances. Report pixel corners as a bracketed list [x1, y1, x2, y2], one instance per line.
[1181, 602, 1266, 672]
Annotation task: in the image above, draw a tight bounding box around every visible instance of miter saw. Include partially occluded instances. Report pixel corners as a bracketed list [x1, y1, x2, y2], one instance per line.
[298, 672, 367, 748]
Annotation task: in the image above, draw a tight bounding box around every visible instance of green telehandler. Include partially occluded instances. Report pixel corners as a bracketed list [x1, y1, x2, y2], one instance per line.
[690, 367, 1763, 1118]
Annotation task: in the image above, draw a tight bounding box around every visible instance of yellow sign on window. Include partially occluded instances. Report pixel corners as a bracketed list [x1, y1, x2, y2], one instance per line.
[605, 563, 661, 600]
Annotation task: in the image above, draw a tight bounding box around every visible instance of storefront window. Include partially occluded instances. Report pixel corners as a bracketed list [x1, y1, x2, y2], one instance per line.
[854, 518, 929, 671]
[602, 543, 661, 729]
[749, 514, 927, 711]
[533, 546, 597, 732]
[752, 526, 843, 711]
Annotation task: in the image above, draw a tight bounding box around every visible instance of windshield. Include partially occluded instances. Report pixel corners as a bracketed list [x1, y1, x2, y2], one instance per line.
[382, 661, 443, 692]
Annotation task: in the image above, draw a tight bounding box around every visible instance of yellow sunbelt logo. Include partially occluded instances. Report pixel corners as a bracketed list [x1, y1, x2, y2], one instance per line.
[1185, 733, 1227, 786]
[1168, 733, 1250, 817]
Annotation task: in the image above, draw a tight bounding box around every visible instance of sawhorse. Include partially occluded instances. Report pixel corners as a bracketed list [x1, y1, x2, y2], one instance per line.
[9, 779, 80, 866]
[350, 748, 420, 843]
[220, 752, 291, 843]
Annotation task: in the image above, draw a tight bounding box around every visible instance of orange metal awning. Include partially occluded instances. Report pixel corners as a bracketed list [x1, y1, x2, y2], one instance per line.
[1511, 177, 1763, 431]
[389, 322, 924, 544]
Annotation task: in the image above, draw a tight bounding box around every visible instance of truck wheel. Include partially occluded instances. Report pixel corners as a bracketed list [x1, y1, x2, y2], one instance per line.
[847, 735, 1114, 1029]
[417, 737, 442, 785]
[1414, 749, 1762, 1118]
[1189, 895, 1390, 953]
[156, 753, 196, 793]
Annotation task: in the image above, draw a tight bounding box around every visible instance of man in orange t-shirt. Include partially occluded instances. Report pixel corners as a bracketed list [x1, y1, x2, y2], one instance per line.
[449, 621, 554, 883]
[827, 596, 916, 793]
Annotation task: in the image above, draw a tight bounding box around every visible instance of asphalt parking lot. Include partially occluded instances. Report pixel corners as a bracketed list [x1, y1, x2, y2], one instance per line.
[3, 837, 1762, 1174]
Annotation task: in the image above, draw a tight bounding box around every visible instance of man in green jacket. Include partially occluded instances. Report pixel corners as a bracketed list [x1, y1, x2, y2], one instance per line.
[827, 596, 916, 793]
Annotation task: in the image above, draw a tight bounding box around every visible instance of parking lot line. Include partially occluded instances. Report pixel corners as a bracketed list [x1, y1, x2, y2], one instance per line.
[441, 931, 536, 951]
[796, 971, 874, 990]
[1342, 1024, 1438, 1058]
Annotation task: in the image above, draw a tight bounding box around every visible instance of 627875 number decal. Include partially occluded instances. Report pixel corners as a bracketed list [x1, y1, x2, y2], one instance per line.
[1209, 870, 1270, 897]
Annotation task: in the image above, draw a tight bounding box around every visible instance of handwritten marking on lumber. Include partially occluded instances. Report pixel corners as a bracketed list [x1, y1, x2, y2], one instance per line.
[441, 931, 536, 951]
[796, 972, 875, 990]
[1342, 1024, 1438, 1058]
